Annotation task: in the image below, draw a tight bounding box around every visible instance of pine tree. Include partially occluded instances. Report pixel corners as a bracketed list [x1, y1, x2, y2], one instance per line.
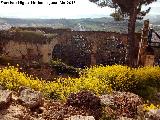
[89, 0, 157, 66]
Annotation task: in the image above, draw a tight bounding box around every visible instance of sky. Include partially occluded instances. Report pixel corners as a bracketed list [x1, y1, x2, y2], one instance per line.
[0, 0, 160, 19]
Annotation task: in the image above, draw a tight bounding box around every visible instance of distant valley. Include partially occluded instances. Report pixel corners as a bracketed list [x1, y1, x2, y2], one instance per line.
[0, 15, 160, 33]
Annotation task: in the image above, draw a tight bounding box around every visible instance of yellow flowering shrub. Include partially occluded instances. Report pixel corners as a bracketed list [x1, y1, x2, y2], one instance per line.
[82, 65, 136, 91]
[134, 66, 160, 87]
[143, 104, 160, 111]
[0, 65, 111, 101]
[81, 65, 160, 99]
[1, 65, 160, 101]
[0, 66, 46, 91]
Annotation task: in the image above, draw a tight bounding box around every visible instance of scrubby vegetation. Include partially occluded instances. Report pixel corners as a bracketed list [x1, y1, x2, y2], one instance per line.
[83, 65, 160, 100]
[50, 59, 80, 77]
[1, 64, 160, 119]
[0, 65, 111, 101]
[1, 64, 160, 103]
[11, 29, 56, 44]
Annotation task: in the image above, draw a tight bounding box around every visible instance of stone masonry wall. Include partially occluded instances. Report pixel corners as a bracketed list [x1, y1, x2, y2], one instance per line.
[0, 28, 141, 66]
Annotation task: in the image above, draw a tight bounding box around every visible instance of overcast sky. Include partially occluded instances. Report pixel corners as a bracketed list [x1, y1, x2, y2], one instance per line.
[0, 0, 160, 19]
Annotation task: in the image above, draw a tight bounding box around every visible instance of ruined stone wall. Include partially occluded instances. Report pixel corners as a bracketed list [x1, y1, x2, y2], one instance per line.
[0, 28, 141, 66]
[51, 31, 133, 67]
[3, 38, 58, 63]
[70, 31, 129, 66]
[4, 40, 41, 58]
[0, 28, 59, 63]
[40, 39, 58, 63]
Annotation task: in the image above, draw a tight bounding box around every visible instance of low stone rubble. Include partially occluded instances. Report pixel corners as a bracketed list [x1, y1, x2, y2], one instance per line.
[0, 86, 158, 120]
[99, 91, 143, 119]
[0, 90, 12, 109]
[18, 87, 43, 109]
[145, 109, 160, 120]
[0, 87, 96, 120]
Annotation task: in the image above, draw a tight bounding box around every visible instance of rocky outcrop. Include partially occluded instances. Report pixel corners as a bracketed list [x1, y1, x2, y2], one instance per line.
[18, 87, 43, 109]
[0, 86, 154, 120]
[145, 109, 160, 120]
[99, 91, 143, 118]
[0, 104, 31, 120]
[0, 90, 12, 110]
[0, 87, 46, 120]
[66, 91, 102, 120]
[99, 94, 114, 106]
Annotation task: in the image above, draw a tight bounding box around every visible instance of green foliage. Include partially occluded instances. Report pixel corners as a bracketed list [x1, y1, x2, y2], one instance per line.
[14, 30, 56, 44]
[136, 86, 158, 100]
[50, 59, 80, 77]
[18, 30, 44, 40]
[89, 0, 156, 18]
[110, 12, 124, 21]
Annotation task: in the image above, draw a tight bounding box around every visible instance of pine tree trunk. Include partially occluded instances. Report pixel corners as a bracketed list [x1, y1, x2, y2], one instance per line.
[127, 8, 137, 67]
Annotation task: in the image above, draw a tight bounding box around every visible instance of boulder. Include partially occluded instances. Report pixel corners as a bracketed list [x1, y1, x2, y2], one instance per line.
[0, 90, 12, 109]
[145, 109, 160, 120]
[18, 87, 43, 109]
[66, 91, 102, 119]
[99, 94, 114, 106]
[99, 91, 143, 118]
[64, 115, 95, 120]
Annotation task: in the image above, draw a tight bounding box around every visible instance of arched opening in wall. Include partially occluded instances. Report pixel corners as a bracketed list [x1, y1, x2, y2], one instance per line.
[68, 35, 91, 68]
[52, 43, 71, 64]
[52, 44, 63, 60]
[51, 35, 91, 68]
[0, 43, 3, 55]
[97, 36, 127, 65]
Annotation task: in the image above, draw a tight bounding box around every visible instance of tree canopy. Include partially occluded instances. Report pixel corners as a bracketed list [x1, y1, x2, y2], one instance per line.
[89, 0, 156, 19]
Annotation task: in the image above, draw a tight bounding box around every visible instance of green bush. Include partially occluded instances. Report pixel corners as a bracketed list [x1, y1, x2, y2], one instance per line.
[50, 59, 80, 77]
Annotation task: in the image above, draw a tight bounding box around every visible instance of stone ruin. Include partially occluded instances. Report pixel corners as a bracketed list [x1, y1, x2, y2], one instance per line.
[0, 27, 141, 67]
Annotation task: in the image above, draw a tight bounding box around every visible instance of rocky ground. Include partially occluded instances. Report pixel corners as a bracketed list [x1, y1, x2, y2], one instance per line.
[1, 85, 160, 120]
[0, 86, 90, 120]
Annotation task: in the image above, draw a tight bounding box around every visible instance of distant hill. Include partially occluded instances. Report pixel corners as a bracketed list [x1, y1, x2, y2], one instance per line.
[144, 15, 160, 25]
[0, 16, 159, 32]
